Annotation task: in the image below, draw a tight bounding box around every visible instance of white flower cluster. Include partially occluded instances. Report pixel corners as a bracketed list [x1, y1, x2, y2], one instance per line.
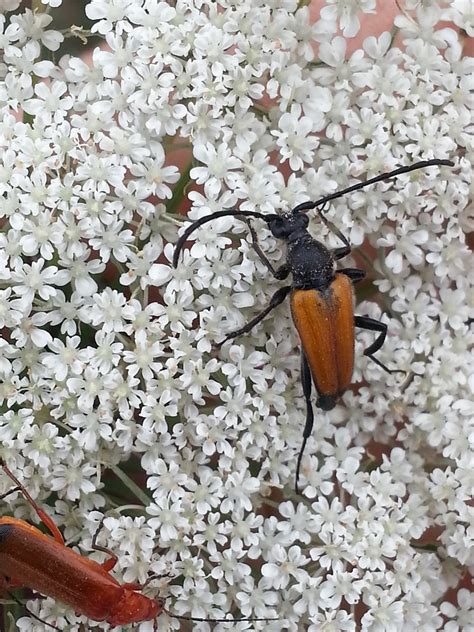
[0, 1, 472, 630]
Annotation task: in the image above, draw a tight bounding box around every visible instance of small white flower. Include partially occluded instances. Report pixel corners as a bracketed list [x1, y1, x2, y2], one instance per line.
[75, 154, 126, 193]
[440, 588, 474, 631]
[147, 499, 189, 542]
[179, 357, 221, 404]
[50, 461, 98, 501]
[191, 142, 242, 198]
[23, 423, 60, 468]
[262, 544, 309, 589]
[7, 9, 63, 50]
[319, 570, 364, 609]
[272, 103, 319, 170]
[85, 0, 136, 35]
[123, 333, 164, 381]
[449, 0, 474, 36]
[129, 148, 180, 199]
[41, 336, 85, 381]
[320, 0, 376, 37]
[22, 81, 73, 123]
[11, 259, 69, 304]
[361, 591, 405, 631]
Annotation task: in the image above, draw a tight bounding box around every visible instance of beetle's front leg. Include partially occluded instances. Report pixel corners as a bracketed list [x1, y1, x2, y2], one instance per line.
[91, 517, 118, 572]
[339, 267, 365, 283]
[121, 571, 173, 592]
[0, 460, 64, 545]
[355, 315, 404, 374]
[245, 219, 290, 280]
[215, 285, 292, 349]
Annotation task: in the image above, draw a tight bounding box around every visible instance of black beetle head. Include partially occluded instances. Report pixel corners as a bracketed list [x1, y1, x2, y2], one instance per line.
[267, 212, 309, 239]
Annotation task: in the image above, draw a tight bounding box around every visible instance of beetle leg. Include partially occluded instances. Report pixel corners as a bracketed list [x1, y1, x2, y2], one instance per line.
[0, 460, 64, 545]
[0, 485, 21, 500]
[244, 219, 290, 279]
[215, 285, 292, 348]
[91, 517, 118, 572]
[121, 571, 172, 592]
[333, 246, 351, 259]
[339, 268, 365, 283]
[295, 352, 315, 494]
[355, 315, 404, 374]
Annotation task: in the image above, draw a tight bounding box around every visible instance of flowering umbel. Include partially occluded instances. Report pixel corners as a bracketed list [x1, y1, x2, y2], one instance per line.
[0, 1, 472, 631]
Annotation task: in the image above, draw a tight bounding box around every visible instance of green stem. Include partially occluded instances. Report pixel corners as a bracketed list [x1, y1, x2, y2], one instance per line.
[32, 0, 48, 12]
[111, 504, 147, 516]
[411, 542, 439, 553]
[108, 464, 152, 506]
[166, 161, 193, 216]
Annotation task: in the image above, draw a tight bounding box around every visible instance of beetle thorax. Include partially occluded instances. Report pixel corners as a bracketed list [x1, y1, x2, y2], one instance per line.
[107, 589, 162, 626]
[287, 234, 335, 290]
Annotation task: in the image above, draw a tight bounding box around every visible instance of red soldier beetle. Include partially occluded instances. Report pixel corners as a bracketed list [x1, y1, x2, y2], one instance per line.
[0, 460, 278, 629]
[173, 159, 455, 492]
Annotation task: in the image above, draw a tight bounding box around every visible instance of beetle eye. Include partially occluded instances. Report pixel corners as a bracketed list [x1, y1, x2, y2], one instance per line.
[268, 217, 286, 237]
[297, 214, 309, 228]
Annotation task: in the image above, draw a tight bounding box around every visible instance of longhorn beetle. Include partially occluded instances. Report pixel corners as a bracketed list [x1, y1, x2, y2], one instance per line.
[0, 460, 278, 628]
[173, 159, 454, 492]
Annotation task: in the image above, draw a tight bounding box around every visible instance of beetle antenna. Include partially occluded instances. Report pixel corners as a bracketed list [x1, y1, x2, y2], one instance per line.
[173, 209, 276, 267]
[6, 590, 62, 631]
[292, 159, 454, 213]
[164, 607, 279, 624]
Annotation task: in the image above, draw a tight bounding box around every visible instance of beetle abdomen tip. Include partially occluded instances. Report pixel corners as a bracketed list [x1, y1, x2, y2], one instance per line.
[316, 395, 336, 411]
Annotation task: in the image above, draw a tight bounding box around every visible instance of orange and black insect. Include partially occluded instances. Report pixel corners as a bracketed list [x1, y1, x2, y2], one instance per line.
[0, 460, 277, 629]
[173, 159, 454, 492]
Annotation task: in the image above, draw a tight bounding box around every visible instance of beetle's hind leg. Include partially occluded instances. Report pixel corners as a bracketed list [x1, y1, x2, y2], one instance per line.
[294, 352, 315, 494]
[215, 285, 292, 349]
[355, 315, 404, 374]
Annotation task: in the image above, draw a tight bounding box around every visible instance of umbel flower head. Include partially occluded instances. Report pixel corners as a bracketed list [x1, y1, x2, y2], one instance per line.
[0, 1, 472, 630]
